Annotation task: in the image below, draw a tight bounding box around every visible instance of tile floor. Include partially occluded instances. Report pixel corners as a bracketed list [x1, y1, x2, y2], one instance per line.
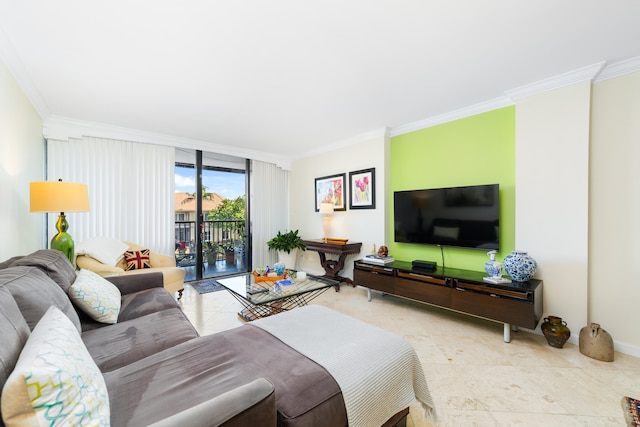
[178, 282, 640, 427]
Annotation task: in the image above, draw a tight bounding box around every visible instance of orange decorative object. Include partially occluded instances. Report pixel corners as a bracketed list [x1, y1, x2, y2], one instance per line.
[252, 270, 288, 283]
[326, 238, 349, 245]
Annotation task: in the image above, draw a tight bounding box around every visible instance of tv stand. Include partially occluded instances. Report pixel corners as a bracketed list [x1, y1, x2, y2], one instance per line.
[353, 260, 543, 343]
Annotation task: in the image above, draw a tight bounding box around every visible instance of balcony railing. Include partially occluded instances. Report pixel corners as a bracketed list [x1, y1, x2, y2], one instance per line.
[175, 220, 246, 267]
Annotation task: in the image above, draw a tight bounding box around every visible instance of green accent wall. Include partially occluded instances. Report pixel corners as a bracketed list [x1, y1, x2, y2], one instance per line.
[389, 106, 515, 272]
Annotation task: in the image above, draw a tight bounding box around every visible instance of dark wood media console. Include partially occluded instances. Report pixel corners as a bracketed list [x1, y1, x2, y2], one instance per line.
[353, 260, 543, 343]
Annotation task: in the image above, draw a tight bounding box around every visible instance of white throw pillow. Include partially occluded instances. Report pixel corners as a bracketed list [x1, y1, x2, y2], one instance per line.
[76, 237, 129, 266]
[69, 269, 122, 324]
[1, 306, 110, 427]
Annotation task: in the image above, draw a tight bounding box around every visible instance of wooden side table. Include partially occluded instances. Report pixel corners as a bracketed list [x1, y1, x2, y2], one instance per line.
[303, 239, 362, 289]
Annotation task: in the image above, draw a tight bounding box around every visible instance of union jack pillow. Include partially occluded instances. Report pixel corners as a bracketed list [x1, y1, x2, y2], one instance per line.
[124, 249, 151, 270]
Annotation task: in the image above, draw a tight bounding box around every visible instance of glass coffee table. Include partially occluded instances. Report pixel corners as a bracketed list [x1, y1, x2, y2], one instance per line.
[216, 273, 339, 322]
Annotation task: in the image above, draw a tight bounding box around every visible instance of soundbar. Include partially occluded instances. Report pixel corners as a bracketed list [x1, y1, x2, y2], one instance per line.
[412, 260, 437, 270]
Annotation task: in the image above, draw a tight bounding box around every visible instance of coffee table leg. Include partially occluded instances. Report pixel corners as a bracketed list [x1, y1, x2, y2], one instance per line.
[226, 286, 332, 322]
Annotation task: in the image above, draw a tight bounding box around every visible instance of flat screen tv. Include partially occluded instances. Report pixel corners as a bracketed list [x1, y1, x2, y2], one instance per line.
[393, 184, 499, 250]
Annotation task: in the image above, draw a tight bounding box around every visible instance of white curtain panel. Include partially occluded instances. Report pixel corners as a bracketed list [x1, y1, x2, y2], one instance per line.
[251, 160, 289, 268]
[47, 137, 175, 256]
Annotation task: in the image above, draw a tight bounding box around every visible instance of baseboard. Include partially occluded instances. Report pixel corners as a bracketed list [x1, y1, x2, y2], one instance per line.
[528, 330, 640, 358]
[613, 340, 640, 358]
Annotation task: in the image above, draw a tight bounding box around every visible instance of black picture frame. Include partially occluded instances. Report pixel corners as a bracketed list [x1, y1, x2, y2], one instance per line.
[349, 168, 376, 210]
[314, 173, 346, 211]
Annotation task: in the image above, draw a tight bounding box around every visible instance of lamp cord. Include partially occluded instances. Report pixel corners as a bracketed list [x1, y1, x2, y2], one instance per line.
[440, 245, 445, 270]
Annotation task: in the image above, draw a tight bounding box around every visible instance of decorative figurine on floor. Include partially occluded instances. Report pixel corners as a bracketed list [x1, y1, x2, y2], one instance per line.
[579, 323, 614, 362]
[541, 316, 571, 348]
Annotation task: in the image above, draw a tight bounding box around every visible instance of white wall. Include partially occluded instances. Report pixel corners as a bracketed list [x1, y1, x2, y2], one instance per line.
[289, 133, 388, 279]
[590, 71, 640, 354]
[0, 59, 45, 261]
[514, 82, 592, 343]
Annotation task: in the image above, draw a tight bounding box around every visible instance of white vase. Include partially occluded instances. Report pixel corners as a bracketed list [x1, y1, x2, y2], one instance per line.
[484, 250, 503, 279]
[278, 249, 299, 270]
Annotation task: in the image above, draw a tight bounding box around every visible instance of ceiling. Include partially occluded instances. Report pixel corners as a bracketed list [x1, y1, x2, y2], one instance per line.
[1, 1, 640, 162]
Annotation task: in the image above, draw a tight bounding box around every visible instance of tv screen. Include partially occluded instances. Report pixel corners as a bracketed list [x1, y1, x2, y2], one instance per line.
[393, 184, 499, 250]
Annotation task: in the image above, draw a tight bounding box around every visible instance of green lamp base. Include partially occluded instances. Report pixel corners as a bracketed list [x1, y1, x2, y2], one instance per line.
[50, 213, 75, 266]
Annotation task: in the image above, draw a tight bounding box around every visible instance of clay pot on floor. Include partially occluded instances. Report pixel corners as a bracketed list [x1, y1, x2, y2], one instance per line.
[579, 323, 614, 362]
[541, 316, 571, 348]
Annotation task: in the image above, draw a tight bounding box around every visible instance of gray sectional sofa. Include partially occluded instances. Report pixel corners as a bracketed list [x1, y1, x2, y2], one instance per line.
[0, 250, 428, 427]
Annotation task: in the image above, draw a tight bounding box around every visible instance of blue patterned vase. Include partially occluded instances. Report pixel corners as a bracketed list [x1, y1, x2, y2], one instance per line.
[484, 250, 503, 278]
[503, 250, 537, 282]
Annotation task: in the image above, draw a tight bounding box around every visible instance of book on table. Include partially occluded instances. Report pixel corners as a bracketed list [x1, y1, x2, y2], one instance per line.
[361, 255, 395, 265]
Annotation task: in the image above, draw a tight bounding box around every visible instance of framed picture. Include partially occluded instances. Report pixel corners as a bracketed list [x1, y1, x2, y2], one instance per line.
[315, 173, 346, 211]
[349, 168, 376, 209]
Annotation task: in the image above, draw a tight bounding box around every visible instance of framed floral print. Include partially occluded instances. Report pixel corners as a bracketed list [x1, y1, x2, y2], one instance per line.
[349, 168, 375, 209]
[315, 173, 346, 211]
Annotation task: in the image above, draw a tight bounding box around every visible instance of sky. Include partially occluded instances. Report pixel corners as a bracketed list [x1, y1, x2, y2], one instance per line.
[175, 166, 245, 200]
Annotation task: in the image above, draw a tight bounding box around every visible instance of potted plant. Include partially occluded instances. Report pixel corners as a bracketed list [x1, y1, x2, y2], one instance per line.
[267, 230, 306, 269]
[218, 240, 236, 264]
[203, 241, 217, 265]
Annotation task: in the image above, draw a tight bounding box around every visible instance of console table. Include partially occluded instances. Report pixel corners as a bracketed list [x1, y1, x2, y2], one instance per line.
[353, 260, 542, 343]
[303, 239, 362, 287]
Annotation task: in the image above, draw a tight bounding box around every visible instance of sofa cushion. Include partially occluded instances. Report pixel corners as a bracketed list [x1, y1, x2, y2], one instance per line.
[0, 287, 31, 425]
[118, 287, 181, 322]
[12, 249, 77, 292]
[0, 266, 81, 332]
[124, 249, 151, 271]
[121, 267, 186, 296]
[104, 325, 345, 427]
[69, 269, 122, 324]
[80, 287, 180, 331]
[76, 237, 129, 266]
[83, 307, 199, 372]
[1, 306, 110, 427]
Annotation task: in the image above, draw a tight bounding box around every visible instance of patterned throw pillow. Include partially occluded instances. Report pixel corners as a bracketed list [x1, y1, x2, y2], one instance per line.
[124, 249, 151, 270]
[1, 306, 110, 427]
[69, 269, 122, 324]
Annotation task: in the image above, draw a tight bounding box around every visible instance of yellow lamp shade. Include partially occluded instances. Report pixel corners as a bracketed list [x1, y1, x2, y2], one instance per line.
[30, 180, 90, 265]
[30, 181, 90, 213]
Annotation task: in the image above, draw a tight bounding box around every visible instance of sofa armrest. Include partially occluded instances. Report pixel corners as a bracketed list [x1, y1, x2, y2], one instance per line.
[106, 272, 165, 295]
[147, 378, 276, 427]
[76, 255, 125, 276]
[150, 252, 176, 268]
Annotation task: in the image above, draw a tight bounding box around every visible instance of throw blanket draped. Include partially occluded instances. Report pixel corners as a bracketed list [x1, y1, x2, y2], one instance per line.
[251, 305, 437, 427]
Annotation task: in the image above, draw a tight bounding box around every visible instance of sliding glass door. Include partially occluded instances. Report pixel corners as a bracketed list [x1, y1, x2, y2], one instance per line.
[174, 149, 249, 281]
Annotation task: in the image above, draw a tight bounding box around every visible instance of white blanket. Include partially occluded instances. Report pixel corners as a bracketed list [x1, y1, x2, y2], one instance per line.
[252, 305, 437, 427]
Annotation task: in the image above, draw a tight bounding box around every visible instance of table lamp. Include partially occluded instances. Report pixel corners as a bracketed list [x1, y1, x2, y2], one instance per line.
[30, 179, 90, 264]
[319, 202, 334, 242]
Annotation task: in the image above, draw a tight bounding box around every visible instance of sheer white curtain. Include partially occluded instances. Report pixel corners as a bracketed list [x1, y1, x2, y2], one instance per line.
[47, 137, 175, 255]
[251, 160, 289, 268]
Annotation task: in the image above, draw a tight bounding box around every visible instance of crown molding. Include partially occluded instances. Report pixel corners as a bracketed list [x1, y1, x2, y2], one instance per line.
[390, 59, 634, 138]
[293, 127, 390, 160]
[594, 56, 640, 82]
[505, 62, 606, 101]
[390, 97, 513, 137]
[43, 116, 292, 170]
[0, 27, 50, 120]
